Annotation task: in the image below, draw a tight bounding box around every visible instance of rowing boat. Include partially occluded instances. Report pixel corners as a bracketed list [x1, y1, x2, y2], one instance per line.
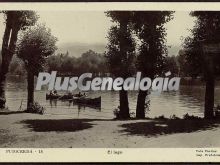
[46, 93, 101, 107]
[46, 94, 76, 100]
[46, 94, 61, 100]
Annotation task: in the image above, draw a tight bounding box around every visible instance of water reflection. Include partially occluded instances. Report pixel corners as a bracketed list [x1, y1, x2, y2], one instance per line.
[49, 99, 58, 107]
[5, 76, 218, 119]
[48, 98, 101, 112]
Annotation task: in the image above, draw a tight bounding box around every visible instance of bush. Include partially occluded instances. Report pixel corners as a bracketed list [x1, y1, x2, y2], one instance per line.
[113, 107, 120, 119]
[214, 105, 220, 118]
[154, 115, 167, 120]
[26, 102, 45, 114]
[169, 114, 180, 120]
[113, 106, 135, 119]
[0, 97, 6, 108]
[130, 112, 135, 118]
[183, 113, 201, 120]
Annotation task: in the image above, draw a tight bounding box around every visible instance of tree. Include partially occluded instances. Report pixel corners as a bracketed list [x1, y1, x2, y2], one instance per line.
[47, 50, 107, 76]
[105, 11, 136, 119]
[78, 50, 106, 75]
[164, 56, 179, 76]
[17, 24, 57, 109]
[132, 11, 174, 118]
[9, 56, 26, 75]
[184, 11, 220, 119]
[0, 11, 38, 108]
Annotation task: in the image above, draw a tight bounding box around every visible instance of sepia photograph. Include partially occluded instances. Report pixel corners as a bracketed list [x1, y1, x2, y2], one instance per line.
[0, 2, 220, 162]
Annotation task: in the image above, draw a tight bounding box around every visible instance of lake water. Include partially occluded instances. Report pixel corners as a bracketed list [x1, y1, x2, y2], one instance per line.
[5, 76, 220, 119]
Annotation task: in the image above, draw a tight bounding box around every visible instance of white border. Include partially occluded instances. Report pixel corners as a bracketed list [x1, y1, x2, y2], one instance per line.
[0, 148, 220, 162]
[0, 2, 220, 162]
[0, 2, 220, 11]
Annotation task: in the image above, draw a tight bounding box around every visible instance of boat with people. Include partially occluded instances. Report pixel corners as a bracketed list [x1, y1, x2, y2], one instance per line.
[46, 90, 61, 100]
[46, 91, 87, 100]
[46, 91, 101, 107]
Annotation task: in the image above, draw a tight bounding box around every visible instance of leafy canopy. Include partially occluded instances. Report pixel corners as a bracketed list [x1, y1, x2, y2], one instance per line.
[2, 11, 38, 30]
[17, 24, 57, 75]
[184, 11, 220, 77]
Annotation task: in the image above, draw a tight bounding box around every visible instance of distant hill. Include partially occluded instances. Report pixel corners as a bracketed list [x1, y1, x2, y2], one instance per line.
[57, 42, 181, 57]
[57, 42, 106, 57]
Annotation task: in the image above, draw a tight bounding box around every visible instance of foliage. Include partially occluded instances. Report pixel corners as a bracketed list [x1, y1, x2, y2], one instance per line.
[154, 115, 166, 120]
[2, 11, 38, 30]
[17, 24, 57, 75]
[164, 55, 179, 76]
[132, 11, 174, 77]
[105, 11, 136, 119]
[8, 55, 26, 75]
[2, 49, 107, 76]
[105, 11, 136, 78]
[26, 102, 45, 114]
[113, 107, 135, 119]
[183, 11, 220, 78]
[183, 113, 201, 120]
[47, 50, 107, 76]
[169, 114, 180, 120]
[144, 98, 151, 112]
[113, 107, 120, 119]
[0, 11, 38, 109]
[176, 49, 193, 77]
[154, 114, 202, 120]
[130, 112, 136, 118]
[214, 105, 220, 118]
[132, 11, 174, 119]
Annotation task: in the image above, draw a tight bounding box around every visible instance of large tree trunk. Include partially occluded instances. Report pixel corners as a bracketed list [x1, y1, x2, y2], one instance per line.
[135, 24, 157, 119]
[118, 89, 130, 119]
[204, 59, 215, 119]
[204, 76, 215, 119]
[27, 71, 34, 110]
[117, 18, 130, 119]
[202, 44, 215, 119]
[0, 19, 12, 109]
[0, 28, 19, 109]
[136, 90, 148, 119]
[0, 73, 7, 109]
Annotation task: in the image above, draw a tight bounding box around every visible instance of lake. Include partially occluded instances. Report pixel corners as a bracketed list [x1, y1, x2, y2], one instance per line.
[5, 76, 220, 119]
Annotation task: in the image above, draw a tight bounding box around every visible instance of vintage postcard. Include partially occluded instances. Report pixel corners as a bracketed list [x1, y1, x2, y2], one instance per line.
[0, 2, 219, 163]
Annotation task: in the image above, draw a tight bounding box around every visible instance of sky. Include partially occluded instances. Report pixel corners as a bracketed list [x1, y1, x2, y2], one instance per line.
[0, 11, 196, 55]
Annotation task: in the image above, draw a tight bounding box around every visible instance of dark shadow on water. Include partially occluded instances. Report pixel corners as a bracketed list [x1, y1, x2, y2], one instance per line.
[48, 99, 101, 111]
[49, 99, 57, 107]
[120, 119, 220, 137]
[20, 119, 96, 132]
[0, 111, 25, 115]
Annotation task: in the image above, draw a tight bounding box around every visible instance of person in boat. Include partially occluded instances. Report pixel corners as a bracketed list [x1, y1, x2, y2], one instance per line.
[78, 92, 83, 97]
[68, 91, 72, 96]
[49, 90, 54, 96]
[66, 91, 73, 98]
[83, 92, 87, 98]
[49, 90, 58, 97]
[51, 90, 58, 96]
[75, 92, 84, 98]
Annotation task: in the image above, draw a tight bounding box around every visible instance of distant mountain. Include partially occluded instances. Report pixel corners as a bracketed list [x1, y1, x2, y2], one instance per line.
[57, 42, 106, 57]
[52, 42, 181, 57]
